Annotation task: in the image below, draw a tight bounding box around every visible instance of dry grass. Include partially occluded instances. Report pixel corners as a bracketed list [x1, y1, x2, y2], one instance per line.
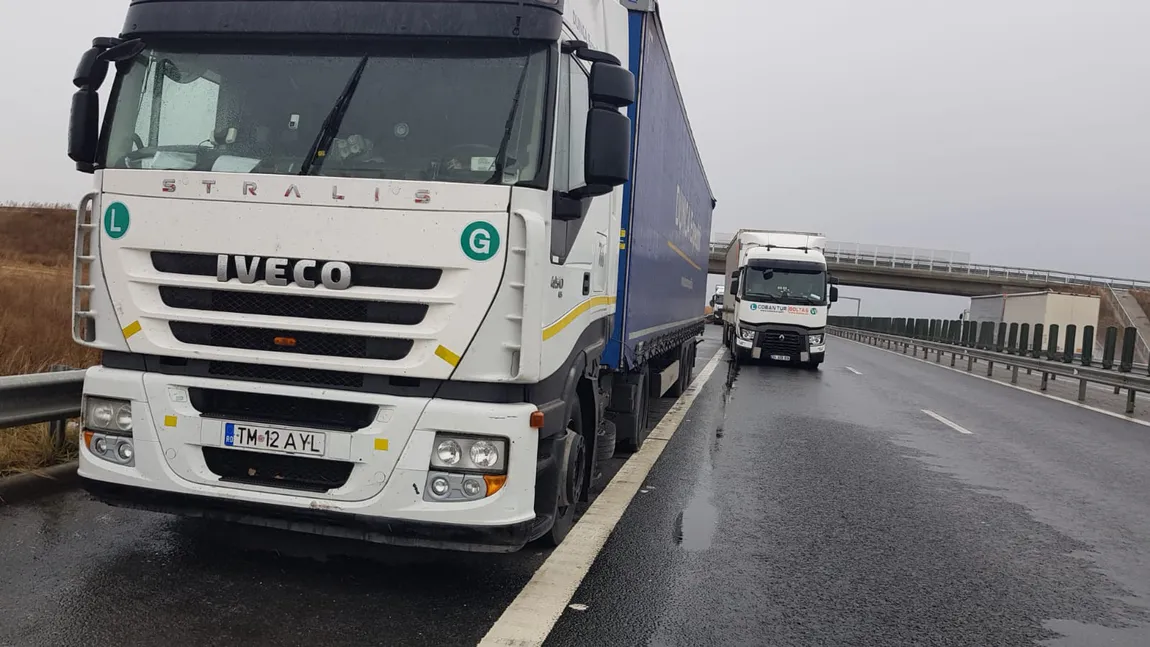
[1, 203, 93, 475]
[0, 424, 79, 478]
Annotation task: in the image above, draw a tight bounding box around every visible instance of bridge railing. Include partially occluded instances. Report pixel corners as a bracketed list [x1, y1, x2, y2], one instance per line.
[708, 234, 1149, 290]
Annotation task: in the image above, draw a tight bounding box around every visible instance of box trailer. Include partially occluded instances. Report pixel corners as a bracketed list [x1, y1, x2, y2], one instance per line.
[968, 291, 1100, 353]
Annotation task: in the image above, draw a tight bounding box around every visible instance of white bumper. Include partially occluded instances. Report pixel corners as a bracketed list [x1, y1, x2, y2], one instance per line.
[78, 366, 539, 536]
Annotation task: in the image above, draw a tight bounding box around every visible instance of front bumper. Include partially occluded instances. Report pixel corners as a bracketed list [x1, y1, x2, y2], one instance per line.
[78, 366, 542, 551]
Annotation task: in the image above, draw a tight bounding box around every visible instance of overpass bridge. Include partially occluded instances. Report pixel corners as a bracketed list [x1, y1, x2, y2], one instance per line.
[708, 233, 1150, 297]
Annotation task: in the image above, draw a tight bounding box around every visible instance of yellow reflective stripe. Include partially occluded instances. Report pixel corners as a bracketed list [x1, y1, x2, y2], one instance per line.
[666, 240, 702, 271]
[435, 345, 461, 367]
[542, 296, 616, 341]
[122, 320, 142, 339]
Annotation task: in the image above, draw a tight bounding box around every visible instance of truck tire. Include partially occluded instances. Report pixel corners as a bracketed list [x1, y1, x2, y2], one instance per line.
[543, 394, 587, 547]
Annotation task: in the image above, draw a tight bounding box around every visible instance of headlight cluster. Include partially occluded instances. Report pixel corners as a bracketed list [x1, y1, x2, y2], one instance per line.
[83, 397, 135, 466]
[809, 334, 824, 345]
[739, 328, 756, 341]
[425, 433, 508, 502]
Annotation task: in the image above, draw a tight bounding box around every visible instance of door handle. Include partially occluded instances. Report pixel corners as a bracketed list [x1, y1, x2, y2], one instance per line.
[583, 272, 590, 295]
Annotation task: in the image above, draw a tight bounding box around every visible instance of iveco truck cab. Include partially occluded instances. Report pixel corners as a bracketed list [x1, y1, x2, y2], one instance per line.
[723, 230, 838, 368]
[64, 0, 712, 552]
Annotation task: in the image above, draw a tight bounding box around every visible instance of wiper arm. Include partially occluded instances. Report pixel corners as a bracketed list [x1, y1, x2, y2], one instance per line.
[486, 54, 533, 185]
[300, 55, 369, 176]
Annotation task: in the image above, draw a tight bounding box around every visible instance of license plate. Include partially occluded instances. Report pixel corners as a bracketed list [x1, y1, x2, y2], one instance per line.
[770, 354, 791, 361]
[224, 422, 326, 456]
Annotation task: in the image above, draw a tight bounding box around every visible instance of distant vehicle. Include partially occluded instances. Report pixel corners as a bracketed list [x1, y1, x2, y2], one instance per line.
[722, 230, 838, 368]
[708, 286, 725, 324]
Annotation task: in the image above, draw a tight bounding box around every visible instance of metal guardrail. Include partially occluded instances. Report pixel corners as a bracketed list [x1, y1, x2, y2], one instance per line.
[830, 326, 1149, 414]
[0, 368, 86, 448]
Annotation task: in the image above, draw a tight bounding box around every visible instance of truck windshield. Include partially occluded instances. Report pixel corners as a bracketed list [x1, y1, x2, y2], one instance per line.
[743, 266, 826, 304]
[101, 40, 552, 186]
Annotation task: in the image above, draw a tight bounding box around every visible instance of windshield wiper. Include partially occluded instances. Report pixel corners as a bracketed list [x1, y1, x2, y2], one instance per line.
[486, 54, 533, 185]
[300, 55, 369, 176]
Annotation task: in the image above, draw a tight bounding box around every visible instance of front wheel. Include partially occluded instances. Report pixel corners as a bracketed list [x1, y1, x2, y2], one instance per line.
[543, 395, 587, 547]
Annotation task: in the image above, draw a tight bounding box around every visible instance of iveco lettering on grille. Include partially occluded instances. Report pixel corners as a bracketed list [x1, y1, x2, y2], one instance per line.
[216, 255, 352, 290]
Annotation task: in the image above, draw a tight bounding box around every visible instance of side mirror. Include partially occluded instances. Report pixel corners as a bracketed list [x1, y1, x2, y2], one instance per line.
[588, 62, 635, 109]
[730, 278, 740, 296]
[830, 276, 840, 285]
[582, 107, 631, 191]
[68, 88, 100, 171]
[73, 46, 110, 92]
[830, 286, 839, 303]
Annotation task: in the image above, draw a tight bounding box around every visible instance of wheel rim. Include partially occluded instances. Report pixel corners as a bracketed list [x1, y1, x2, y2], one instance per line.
[566, 427, 586, 509]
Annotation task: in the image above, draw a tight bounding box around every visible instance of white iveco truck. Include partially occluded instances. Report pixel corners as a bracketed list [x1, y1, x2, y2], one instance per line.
[65, 0, 714, 552]
[722, 230, 838, 368]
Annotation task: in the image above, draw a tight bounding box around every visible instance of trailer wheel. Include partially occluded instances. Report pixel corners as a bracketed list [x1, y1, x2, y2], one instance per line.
[544, 394, 587, 547]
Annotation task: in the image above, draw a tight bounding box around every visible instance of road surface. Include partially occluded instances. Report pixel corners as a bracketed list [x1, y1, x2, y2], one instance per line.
[2, 327, 1148, 646]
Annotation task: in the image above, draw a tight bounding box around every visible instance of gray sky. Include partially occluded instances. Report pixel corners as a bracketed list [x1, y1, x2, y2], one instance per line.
[3, 0, 1148, 318]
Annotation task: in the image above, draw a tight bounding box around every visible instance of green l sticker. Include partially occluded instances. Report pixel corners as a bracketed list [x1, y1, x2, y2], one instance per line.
[104, 202, 130, 239]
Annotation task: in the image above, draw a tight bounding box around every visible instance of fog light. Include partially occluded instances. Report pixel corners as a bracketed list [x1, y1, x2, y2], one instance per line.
[430, 476, 450, 497]
[461, 477, 483, 498]
[93, 436, 107, 454]
[116, 441, 134, 461]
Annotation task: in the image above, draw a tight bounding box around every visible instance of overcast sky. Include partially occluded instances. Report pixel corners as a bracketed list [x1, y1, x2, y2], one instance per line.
[2, 0, 1148, 318]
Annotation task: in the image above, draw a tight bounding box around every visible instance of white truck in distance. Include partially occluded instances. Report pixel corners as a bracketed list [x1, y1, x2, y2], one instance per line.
[708, 285, 724, 325]
[722, 230, 839, 368]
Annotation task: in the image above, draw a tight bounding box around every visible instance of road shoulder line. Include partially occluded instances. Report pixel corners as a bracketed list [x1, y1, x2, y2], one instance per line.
[477, 347, 727, 647]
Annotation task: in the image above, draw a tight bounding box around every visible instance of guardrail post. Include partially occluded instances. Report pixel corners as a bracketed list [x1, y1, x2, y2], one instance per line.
[1120, 327, 1136, 372]
[1046, 324, 1059, 362]
[1018, 324, 1030, 360]
[47, 364, 72, 450]
[1081, 325, 1094, 367]
[1103, 326, 1117, 370]
[995, 323, 1007, 353]
[1032, 324, 1044, 359]
[1007, 323, 1019, 354]
[1062, 325, 1076, 363]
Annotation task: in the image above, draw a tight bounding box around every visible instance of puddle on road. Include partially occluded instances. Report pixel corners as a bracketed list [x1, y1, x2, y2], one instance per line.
[672, 353, 738, 552]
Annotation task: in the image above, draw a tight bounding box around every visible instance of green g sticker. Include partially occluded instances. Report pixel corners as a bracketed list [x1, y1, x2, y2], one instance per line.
[461, 221, 499, 261]
[104, 202, 130, 239]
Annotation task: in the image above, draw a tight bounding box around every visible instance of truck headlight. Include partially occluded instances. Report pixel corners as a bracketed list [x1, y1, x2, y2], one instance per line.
[429, 433, 507, 473]
[809, 334, 824, 345]
[84, 397, 133, 435]
[739, 328, 756, 341]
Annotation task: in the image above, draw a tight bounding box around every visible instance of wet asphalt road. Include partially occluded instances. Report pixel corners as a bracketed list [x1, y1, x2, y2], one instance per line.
[4, 327, 1150, 646]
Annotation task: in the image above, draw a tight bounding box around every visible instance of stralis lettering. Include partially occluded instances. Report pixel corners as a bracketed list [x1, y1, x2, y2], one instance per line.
[160, 178, 431, 205]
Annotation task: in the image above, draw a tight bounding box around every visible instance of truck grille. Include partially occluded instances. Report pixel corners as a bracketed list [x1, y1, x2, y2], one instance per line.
[151, 251, 441, 290]
[759, 331, 804, 356]
[189, 387, 376, 432]
[202, 447, 353, 493]
[159, 286, 428, 326]
[170, 322, 412, 360]
[206, 360, 365, 389]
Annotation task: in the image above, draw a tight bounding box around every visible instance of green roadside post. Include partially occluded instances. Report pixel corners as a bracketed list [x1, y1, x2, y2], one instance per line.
[1046, 324, 1059, 360]
[1081, 325, 1094, 366]
[1032, 323, 1044, 358]
[1102, 326, 1117, 370]
[1062, 325, 1076, 363]
[1120, 327, 1136, 372]
[1018, 323, 1030, 357]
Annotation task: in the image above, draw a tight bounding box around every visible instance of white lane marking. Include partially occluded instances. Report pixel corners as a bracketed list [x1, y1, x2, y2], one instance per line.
[837, 335, 1150, 428]
[921, 409, 973, 435]
[478, 347, 727, 647]
[844, 366, 863, 375]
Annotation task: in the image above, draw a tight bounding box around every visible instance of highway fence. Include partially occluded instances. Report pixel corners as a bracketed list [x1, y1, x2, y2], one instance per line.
[829, 316, 1150, 413]
[0, 366, 86, 448]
